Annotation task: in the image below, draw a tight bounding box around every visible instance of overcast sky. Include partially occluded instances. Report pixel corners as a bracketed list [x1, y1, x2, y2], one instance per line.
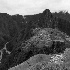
[0, 0, 70, 15]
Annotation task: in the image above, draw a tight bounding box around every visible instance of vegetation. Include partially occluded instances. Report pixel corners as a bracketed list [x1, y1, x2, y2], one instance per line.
[0, 9, 70, 70]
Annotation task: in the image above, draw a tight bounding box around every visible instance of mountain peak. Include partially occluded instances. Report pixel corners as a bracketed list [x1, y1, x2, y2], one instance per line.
[43, 9, 51, 16]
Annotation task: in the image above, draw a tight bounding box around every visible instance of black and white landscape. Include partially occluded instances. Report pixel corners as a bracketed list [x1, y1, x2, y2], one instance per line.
[0, 9, 70, 70]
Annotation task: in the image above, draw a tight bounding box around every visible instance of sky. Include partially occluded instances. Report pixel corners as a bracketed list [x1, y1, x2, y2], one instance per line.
[0, 0, 70, 15]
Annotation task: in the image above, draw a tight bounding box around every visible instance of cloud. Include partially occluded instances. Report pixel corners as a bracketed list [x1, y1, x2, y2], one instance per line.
[0, 0, 70, 15]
